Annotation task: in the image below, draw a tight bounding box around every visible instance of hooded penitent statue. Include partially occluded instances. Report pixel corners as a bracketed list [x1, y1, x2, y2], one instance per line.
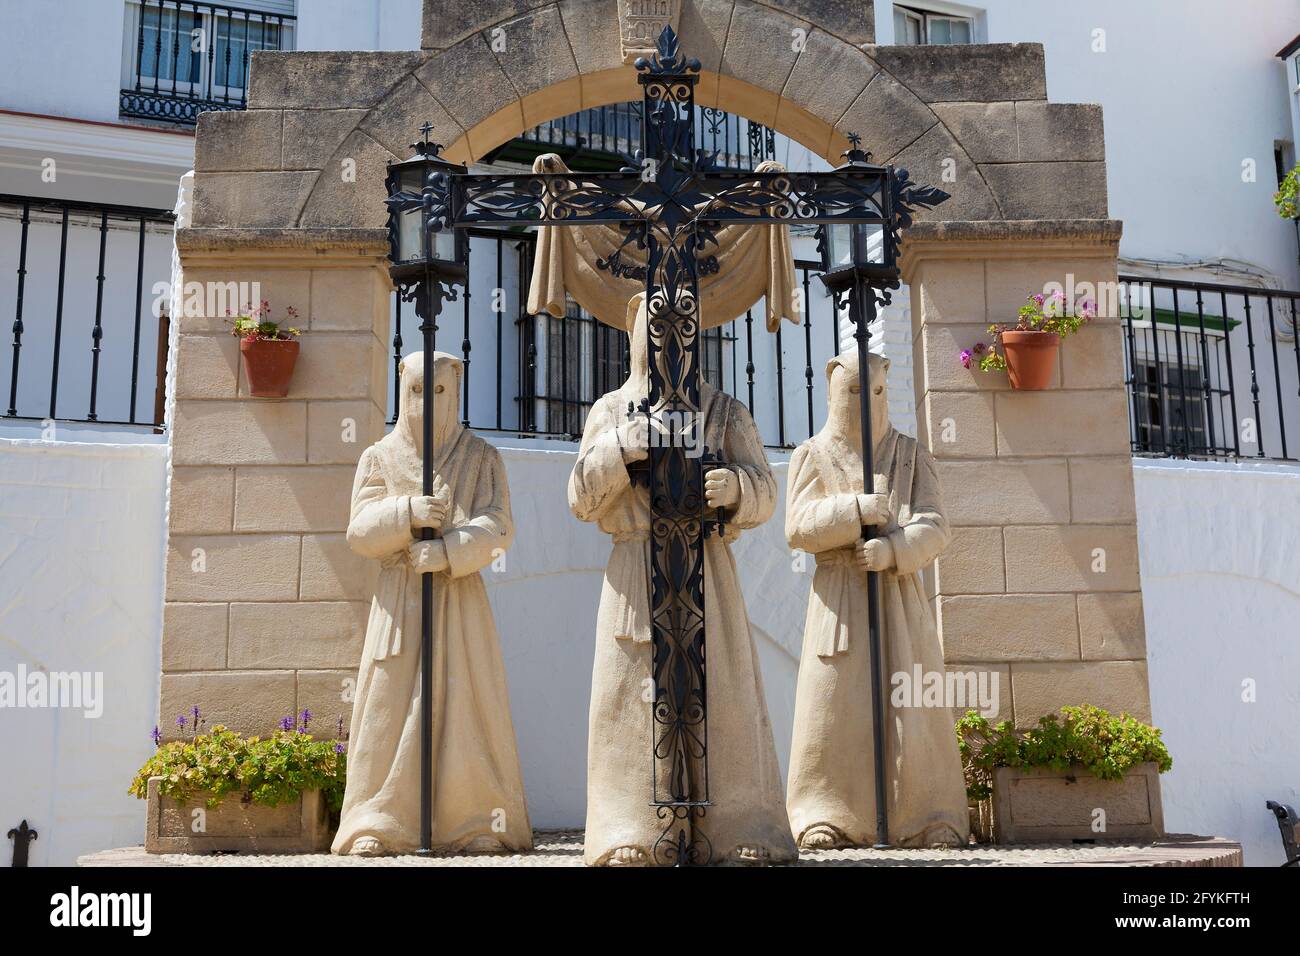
[331, 351, 531, 856]
[568, 293, 796, 866]
[784, 349, 969, 849]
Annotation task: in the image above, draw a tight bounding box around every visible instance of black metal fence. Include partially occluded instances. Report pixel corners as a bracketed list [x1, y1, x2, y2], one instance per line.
[1, 195, 176, 428]
[388, 228, 842, 450]
[496, 103, 779, 173]
[120, 0, 296, 125]
[1120, 274, 1300, 462]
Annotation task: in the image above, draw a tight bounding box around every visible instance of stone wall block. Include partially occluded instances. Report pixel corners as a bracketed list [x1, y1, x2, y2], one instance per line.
[1003, 525, 1141, 593]
[166, 534, 302, 602]
[228, 601, 368, 669]
[160, 670, 297, 737]
[233, 466, 356, 533]
[172, 401, 306, 466]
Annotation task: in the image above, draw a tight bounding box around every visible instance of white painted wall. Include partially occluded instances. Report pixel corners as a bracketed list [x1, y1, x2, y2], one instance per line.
[0, 437, 168, 867]
[1134, 457, 1300, 867]
[878, 0, 1300, 289]
[296, 0, 421, 52]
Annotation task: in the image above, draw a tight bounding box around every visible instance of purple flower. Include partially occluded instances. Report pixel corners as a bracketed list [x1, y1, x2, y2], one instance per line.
[959, 349, 973, 370]
[151, 725, 162, 746]
[1032, 293, 1046, 306]
[333, 742, 346, 754]
[298, 708, 312, 732]
[176, 715, 187, 731]
[279, 715, 295, 732]
[973, 342, 987, 355]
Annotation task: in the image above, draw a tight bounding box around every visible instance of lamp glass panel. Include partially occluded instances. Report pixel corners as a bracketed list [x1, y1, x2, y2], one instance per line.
[396, 166, 424, 262]
[827, 223, 854, 270]
[432, 227, 458, 264]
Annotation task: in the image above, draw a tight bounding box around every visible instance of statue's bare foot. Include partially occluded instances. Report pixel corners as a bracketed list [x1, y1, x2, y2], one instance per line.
[798, 825, 847, 850]
[349, 836, 388, 857]
[463, 835, 507, 854]
[731, 845, 771, 865]
[605, 846, 649, 867]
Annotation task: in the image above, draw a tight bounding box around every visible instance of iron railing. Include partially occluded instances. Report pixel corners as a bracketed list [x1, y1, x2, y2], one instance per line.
[1, 195, 176, 429]
[492, 103, 779, 172]
[1120, 274, 1300, 462]
[120, 0, 296, 125]
[388, 230, 839, 449]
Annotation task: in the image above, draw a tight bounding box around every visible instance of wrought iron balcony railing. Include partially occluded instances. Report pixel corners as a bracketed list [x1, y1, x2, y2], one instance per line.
[1119, 275, 1300, 462]
[490, 103, 779, 172]
[120, 0, 296, 126]
[1, 195, 176, 429]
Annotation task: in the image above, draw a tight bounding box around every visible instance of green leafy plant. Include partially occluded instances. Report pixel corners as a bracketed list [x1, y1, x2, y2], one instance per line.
[228, 301, 302, 341]
[956, 704, 1172, 803]
[130, 709, 347, 812]
[1276, 163, 1300, 220]
[960, 291, 1097, 372]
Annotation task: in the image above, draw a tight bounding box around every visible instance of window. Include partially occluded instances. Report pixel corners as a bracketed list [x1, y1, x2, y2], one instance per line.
[892, 5, 974, 45]
[1132, 359, 1210, 456]
[121, 1, 296, 123]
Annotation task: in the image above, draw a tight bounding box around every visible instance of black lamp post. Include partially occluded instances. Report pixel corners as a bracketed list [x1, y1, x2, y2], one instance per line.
[383, 124, 468, 856]
[818, 134, 901, 850]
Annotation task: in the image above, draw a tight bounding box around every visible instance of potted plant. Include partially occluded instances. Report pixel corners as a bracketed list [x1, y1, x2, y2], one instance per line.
[960, 291, 1096, 390]
[230, 302, 302, 398]
[956, 705, 1172, 844]
[130, 707, 347, 854]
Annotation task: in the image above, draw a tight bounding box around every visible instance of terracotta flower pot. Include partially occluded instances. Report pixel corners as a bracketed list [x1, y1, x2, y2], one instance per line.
[240, 337, 300, 398]
[1001, 330, 1059, 390]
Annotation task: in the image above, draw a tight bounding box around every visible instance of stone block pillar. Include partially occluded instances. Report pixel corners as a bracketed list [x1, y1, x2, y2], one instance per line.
[902, 221, 1150, 728]
[160, 229, 392, 738]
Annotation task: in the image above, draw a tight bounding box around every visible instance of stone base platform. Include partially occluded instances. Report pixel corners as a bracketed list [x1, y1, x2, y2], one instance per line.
[80, 831, 1242, 867]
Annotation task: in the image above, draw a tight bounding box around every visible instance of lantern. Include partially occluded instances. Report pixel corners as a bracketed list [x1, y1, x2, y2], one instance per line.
[384, 127, 468, 287]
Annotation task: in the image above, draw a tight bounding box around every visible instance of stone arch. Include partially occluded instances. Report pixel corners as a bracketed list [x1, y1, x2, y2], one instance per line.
[192, 0, 1107, 232]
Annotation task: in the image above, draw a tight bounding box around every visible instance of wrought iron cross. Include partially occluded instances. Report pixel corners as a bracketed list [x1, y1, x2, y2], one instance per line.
[431, 26, 944, 863]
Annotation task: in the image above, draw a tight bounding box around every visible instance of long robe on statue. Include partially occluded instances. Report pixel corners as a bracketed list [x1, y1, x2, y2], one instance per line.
[785, 350, 969, 848]
[569, 295, 796, 866]
[332, 352, 532, 855]
[526, 152, 801, 332]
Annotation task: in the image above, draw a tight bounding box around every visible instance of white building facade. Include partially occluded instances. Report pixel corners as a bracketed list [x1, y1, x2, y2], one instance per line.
[1, 0, 1298, 866]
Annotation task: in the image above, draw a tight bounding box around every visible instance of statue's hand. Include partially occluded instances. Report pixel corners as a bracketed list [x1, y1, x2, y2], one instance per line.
[408, 539, 450, 574]
[856, 493, 891, 527]
[704, 467, 740, 510]
[618, 417, 651, 464]
[856, 536, 895, 573]
[411, 492, 450, 531]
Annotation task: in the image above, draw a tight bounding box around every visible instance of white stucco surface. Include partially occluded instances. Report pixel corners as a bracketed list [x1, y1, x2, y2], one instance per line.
[0, 436, 167, 867]
[1134, 457, 1300, 867]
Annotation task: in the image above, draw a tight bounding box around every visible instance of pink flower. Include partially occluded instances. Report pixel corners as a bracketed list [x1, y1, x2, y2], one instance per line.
[959, 349, 974, 369]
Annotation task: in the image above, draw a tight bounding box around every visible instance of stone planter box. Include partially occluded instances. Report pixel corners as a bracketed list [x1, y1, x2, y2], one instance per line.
[992, 763, 1165, 844]
[144, 776, 331, 854]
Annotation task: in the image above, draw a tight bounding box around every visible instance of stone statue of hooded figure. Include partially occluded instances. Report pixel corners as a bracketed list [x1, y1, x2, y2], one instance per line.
[568, 293, 797, 866]
[784, 349, 969, 849]
[331, 351, 532, 856]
